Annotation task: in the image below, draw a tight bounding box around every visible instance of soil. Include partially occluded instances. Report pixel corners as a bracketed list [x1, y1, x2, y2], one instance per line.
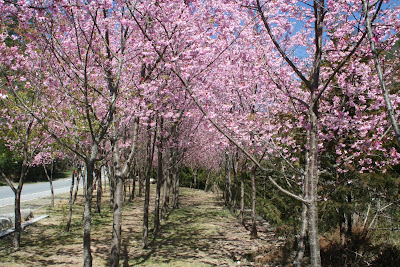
[0, 186, 284, 266]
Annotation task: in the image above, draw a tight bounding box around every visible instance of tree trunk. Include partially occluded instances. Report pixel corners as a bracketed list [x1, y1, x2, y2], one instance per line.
[123, 179, 127, 202]
[307, 110, 321, 267]
[101, 165, 107, 193]
[172, 165, 180, 209]
[161, 150, 171, 221]
[129, 167, 136, 201]
[205, 172, 210, 192]
[110, 169, 123, 267]
[240, 172, 245, 226]
[161, 165, 170, 222]
[171, 149, 180, 209]
[13, 189, 22, 249]
[225, 152, 232, 208]
[294, 204, 308, 267]
[232, 151, 238, 211]
[11, 118, 33, 249]
[43, 162, 55, 208]
[250, 167, 257, 238]
[109, 165, 115, 209]
[72, 167, 81, 205]
[154, 117, 163, 234]
[110, 116, 139, 266]
[347, 193, 353, 238]
[66, 169, 76, 232]
[143, 122, 156, 249]
[339, 207, 347, 246]
[82, 166, 87, 199]
[294, 131, 310, 266]
[83, 157, 96, 267]
[95, 168, 102, 214]
[138, 167, 144, 197]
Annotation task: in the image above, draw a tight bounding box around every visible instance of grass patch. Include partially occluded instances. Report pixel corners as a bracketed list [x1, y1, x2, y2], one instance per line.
[0, 187, 265, 266]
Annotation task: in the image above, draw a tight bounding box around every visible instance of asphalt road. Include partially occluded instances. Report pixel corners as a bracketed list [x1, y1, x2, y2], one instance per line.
[0, 177, 75, 208]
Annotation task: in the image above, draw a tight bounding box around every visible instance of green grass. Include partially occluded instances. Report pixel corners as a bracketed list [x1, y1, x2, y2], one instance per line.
[0, 187, 260, 266]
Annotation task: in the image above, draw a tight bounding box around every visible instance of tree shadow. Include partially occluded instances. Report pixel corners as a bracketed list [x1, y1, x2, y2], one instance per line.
[127, 195, 251, 266]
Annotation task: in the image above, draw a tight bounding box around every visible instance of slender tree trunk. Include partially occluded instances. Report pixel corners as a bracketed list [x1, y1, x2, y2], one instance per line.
[143, 122, 156, 249]
[66, 169, 76, 232]
[72, 167, 81, 205]
[109, 165, 115, 209]
[123, 179, 127, 202]
[95, 168, 102, 214]
[138, 167, 144, 197]
[225, 152, 232, 208]
[82, 166, 87, 199]
[339, 207, 347, 246]
[294, 130, 310, 266]
[101, 165, 105, 193]
[294, 204, 308, 267]
[43, 162, 55, 208]
[11, 119, 33, 249]
[171, 149, 180, 209]
[13, 189, 22, 249]
[307, 110, 321, 267]
[161, 150, 171, 221]
[110, 169, 123, 267]
[129, 167, 136, 201]
[205, 172, 210, 192]
[250, 167, 257, 238]
[232, 154, 238, 211]
[347, 193, 353, 238]
[110, 116, 139, 266]
[240, 172, 245, 226]
[154, 117, 163, 234]
[161, 167, 170, 221]
[83, 156, 96, 267]
[172, 165, 180, 209]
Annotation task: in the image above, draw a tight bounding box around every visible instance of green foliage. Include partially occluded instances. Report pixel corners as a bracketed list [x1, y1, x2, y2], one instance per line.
[0, 138, 20, 179]
[179, 166, 209, 189]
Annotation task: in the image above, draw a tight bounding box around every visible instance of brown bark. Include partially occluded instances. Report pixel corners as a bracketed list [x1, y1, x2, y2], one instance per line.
[129, 167, 136, 201]
[13, 191, 22, 249]
[161, 149, 171, 221]
[172, 161, 180, 209]
[110, 166, 123, 267]
[83, 156, 96, 267]
[109, 166, 115, 209]
[72, 166, 81, 205]
[142, 122, 156, 249]
[110, 116, 139, 266]
[224, 152, 232, 208]
[43, 162, 55, 208]
[66, 169, 76, 232]
[154, 117, 164, 234]
[232, 153, 238, 211]
[240, 172, 245, 226]
[250, 167, 257, 238]
[294, 204, 308, 267]
[11, 119, 34, 249]
[171, 148, 180, 209]
[95, 168, 102, 214]
[138, 168, 144, 197]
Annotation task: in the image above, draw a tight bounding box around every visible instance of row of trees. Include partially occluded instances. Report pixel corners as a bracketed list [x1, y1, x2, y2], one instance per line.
[1, 0, 400, 266]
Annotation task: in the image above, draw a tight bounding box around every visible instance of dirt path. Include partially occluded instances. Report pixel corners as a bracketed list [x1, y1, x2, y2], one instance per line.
[0, 187, 283, 266]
